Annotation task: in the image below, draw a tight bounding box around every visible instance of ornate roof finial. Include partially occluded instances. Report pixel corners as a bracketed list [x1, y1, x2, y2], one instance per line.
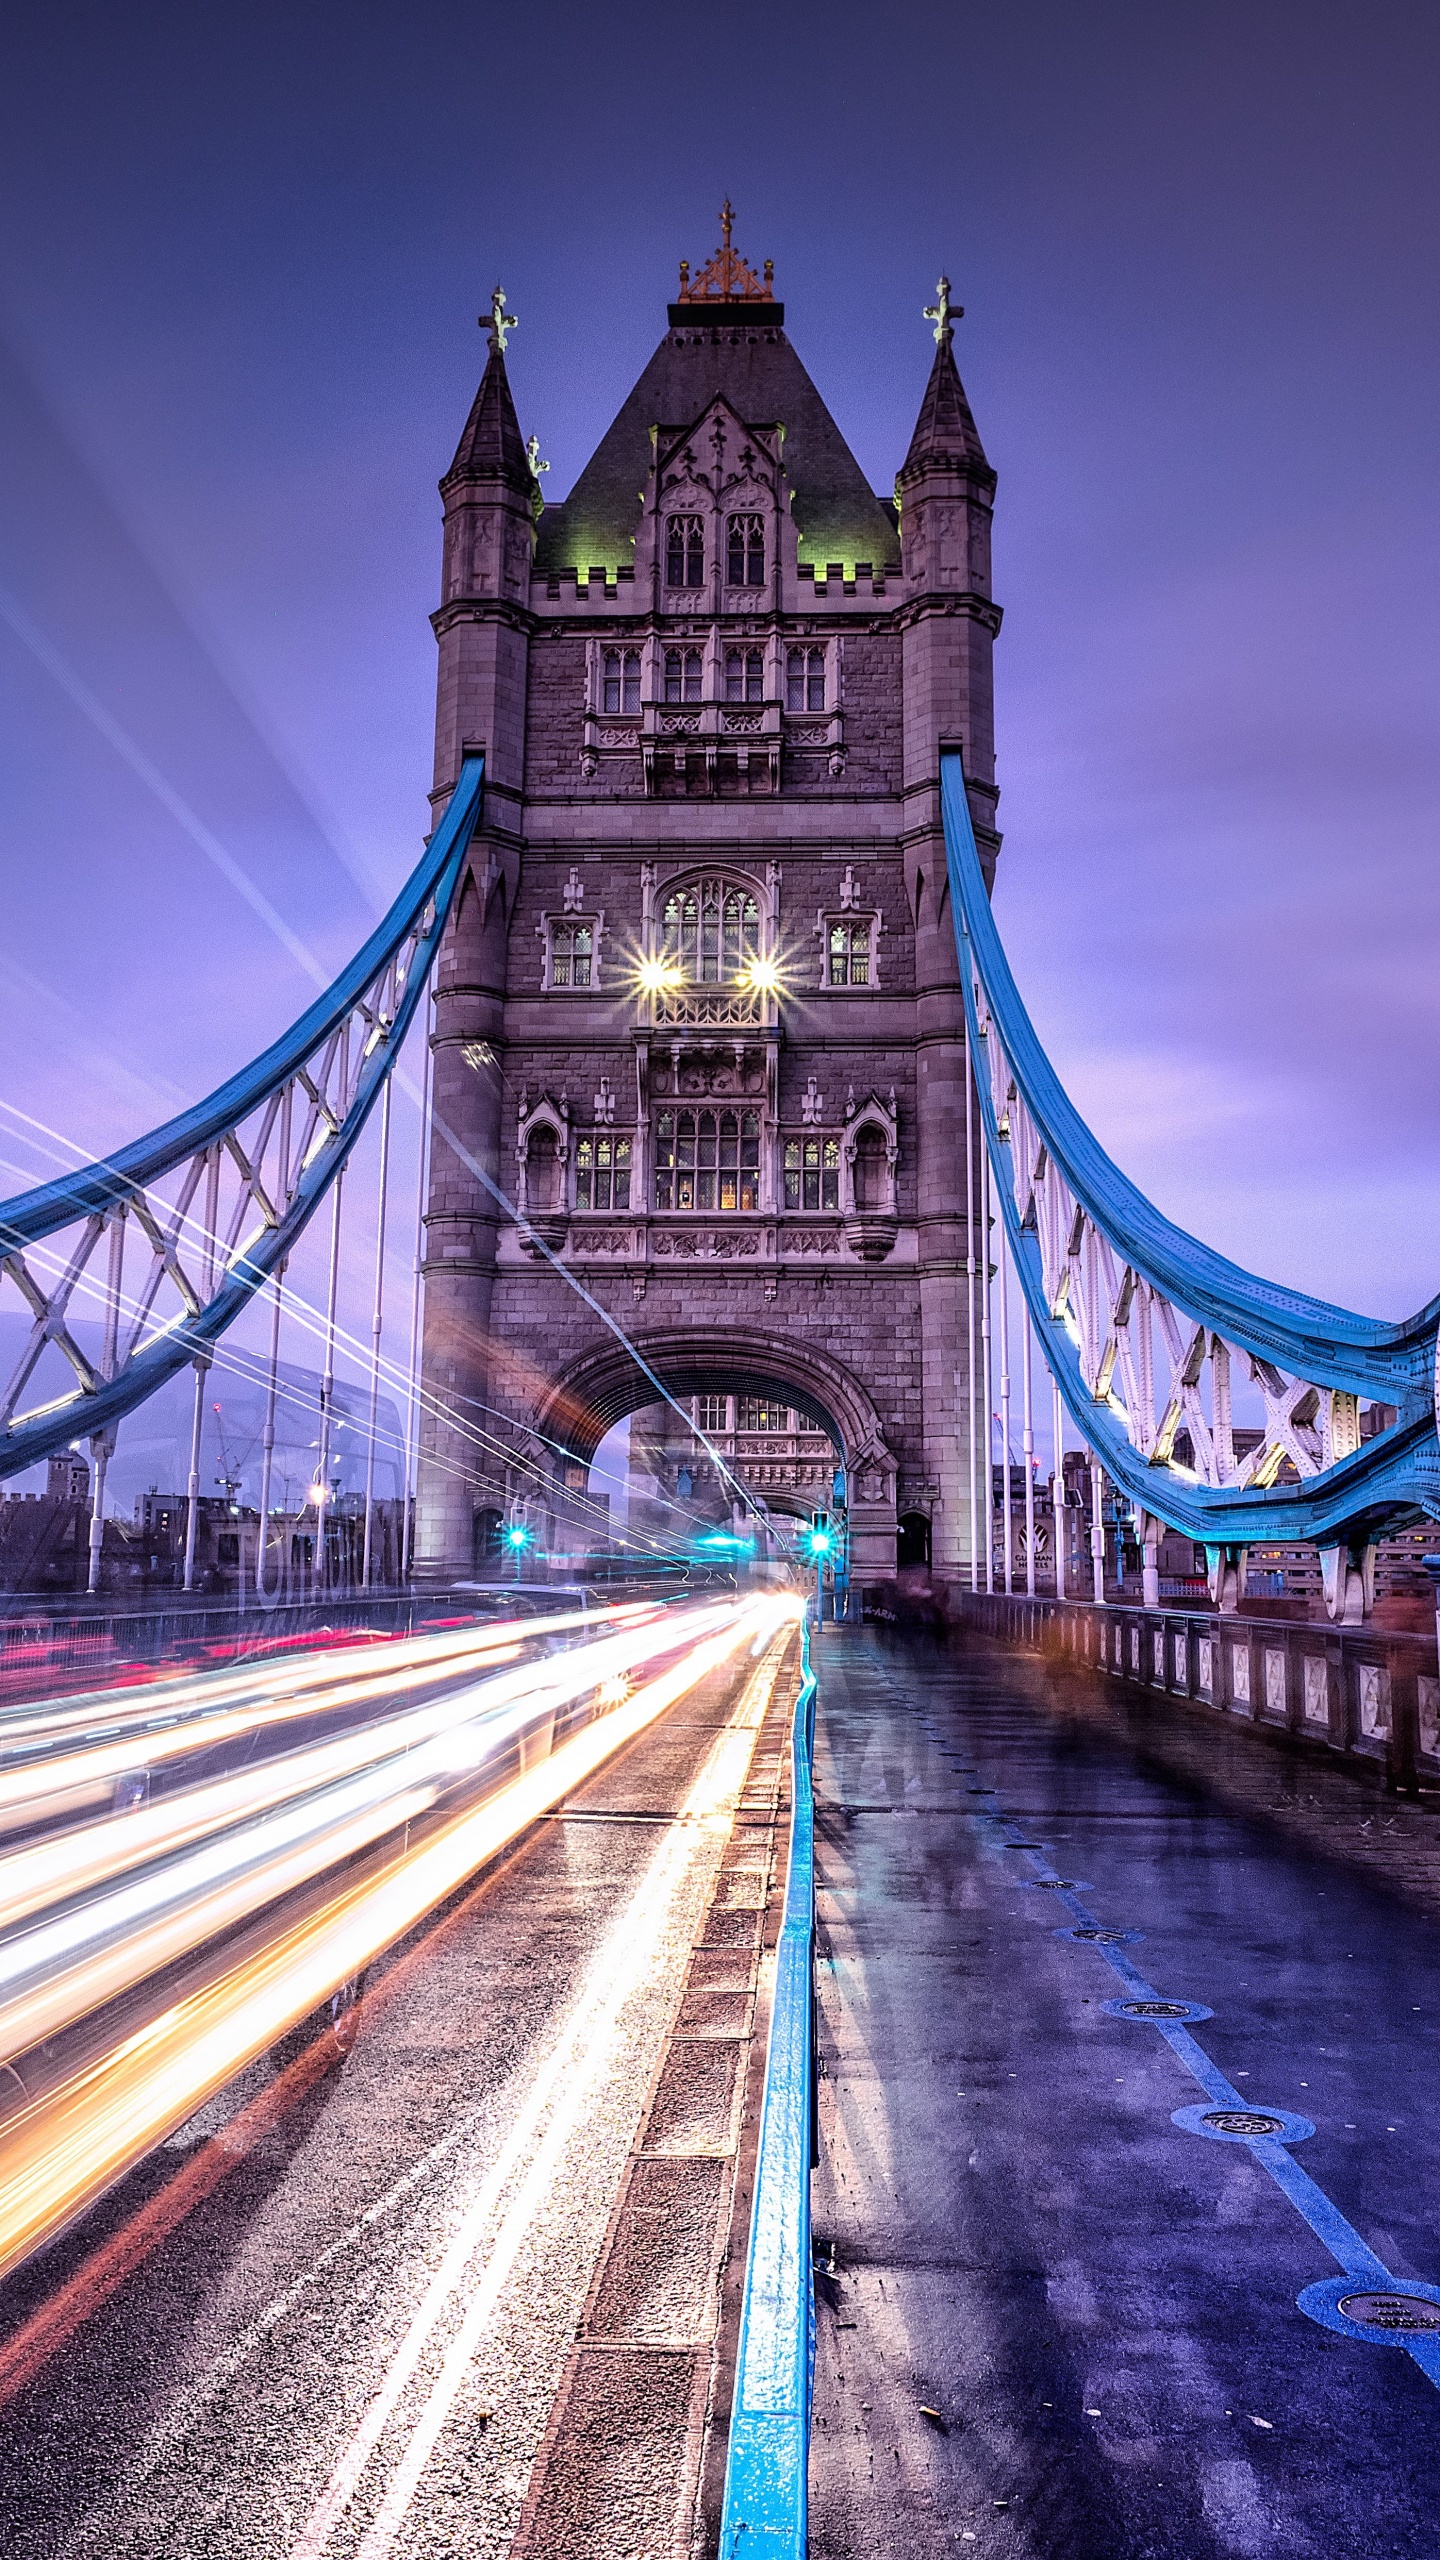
[483, 283, 519, 355]
[924, 274, 962, 345]
[676, 202, 776, 304]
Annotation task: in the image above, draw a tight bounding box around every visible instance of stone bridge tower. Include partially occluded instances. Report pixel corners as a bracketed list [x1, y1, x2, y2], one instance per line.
[415, 224, 1000, 1582]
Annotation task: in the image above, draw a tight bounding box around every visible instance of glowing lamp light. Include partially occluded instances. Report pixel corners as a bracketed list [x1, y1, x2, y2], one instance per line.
[740, 957, 784, 996]
[504, 1523, 532, 1550]
[635, 958, 683, 998]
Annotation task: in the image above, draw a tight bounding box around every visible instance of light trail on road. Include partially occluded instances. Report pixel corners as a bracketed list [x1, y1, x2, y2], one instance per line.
[0, 1590, 792, 2286]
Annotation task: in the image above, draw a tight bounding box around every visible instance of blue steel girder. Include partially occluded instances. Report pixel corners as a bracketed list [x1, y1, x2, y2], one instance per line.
[0, 756, 484, 1480]
[939, 752, 1440, 1551]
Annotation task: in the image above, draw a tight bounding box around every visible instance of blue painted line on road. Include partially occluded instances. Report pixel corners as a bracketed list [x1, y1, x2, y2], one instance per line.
[932, 1717, 1440, 2392]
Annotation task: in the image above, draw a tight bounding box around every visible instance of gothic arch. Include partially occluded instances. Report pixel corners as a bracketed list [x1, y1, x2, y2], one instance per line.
[531, 1324, 894, 1482]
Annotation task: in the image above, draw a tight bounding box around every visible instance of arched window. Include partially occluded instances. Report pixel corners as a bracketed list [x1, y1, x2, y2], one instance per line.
[724, 647, 764, 704]
[784, 1136, 840, 1211]
[654, 1108, 760, 1212]
[549, 922, 592, 988]
[828, 920, 872, 987]
[666, 515, 704, 587]
[602, 648, 640, 714]
[853, 1124, 889, 1211]
[786, 647, 826, 712]
[661, 880, 760, 982]
[663, 648, 703, 704]
[727, 514, 765, 586]
[575, 1132, 631, 1211]
[524, 1126, 561, 1213]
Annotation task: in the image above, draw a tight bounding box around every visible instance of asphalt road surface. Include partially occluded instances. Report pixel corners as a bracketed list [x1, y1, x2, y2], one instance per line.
[0, 1631, 784, 2560]
[810, 1627, 1440, 2560]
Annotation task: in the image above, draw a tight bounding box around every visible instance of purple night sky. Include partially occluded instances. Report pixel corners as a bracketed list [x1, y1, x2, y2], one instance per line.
[1, 0, 1438, 1463]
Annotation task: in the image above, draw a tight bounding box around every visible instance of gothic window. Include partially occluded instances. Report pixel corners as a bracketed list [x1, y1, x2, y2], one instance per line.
[662, 880, 760, 981]
[695, 1393, 728, 1435]
[727, 514, 765, 586]
[724, 647, 764, 703]
[653, 1108, 760, 1212]
[574, 1132, 631, 1211]
[736, 1397, 790, 1432]
[784, 1136, 840, 1211]
[663, 647, 703, 704]
[602, 648, 641, 714]
[786, 646, 826, 712]
[549, 921, 593, 987]
[666, 514, 704, 587]
[827, 920, 872, 987]
[525, 1126, 561, 1213]
[853, 1124, 889, 1211]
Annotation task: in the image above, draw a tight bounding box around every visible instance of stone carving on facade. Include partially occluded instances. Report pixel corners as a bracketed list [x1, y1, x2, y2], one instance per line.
[652, 1228, 762, 1260]
[800, 1076, 825, 1126]
[651, 1046, 766, 1100]
[569, 1227, 632, 1256]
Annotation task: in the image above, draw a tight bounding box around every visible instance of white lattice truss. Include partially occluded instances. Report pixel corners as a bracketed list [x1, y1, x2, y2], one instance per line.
[1, 949, 420, 1463]
[973, 998, 1370, 1500]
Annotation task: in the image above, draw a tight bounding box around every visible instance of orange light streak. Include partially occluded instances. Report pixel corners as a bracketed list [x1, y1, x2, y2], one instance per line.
[0, 1603, 657, 1833]
[0, 1600, 738, 2066]
[0, 1597, 783, 2283]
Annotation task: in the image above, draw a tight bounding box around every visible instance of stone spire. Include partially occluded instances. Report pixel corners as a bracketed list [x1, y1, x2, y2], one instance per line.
[443, 287, 535, 494]
[899, 281, 992, 485]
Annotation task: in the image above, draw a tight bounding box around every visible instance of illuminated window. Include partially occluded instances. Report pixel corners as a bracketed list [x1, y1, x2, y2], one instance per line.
[654, 1108, 760, 1212]
[727, 514, 765, 585]
[602, 649, 640, 714]
[786, 646, 826, 712]
[784, 1136, 840, 1211]
[549, 922, 593, 988]
[663, 648, 703, 704]
[696, 1393, 728, 1435]
[725, 647, 764, 703]
[827, 920, 872, 987]
[736, 1397, 790, 1432]
[666, 515, 704, 587]
[661, 880, 760, 981]
[574, 1132, 631, 1211]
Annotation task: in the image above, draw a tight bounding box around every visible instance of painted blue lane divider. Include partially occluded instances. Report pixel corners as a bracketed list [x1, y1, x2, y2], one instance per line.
[719, 1616, 817, 2558]
[914, 1706, 1440, 2393]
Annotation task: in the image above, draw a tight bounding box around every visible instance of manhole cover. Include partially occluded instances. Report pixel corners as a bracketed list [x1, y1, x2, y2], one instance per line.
[1338, 2291, 1440, 2334]
[1069, 1927, 1127, 1942]
[1202, 2109, 1284, 2137]
[1006, 1841, 1043, 1850]
[1028, 1878, 1082, 1890]
[1120, 2001, 1192, 2019]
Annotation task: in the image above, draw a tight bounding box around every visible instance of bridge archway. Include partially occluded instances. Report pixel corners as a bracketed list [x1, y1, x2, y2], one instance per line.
[530, 1325, 899, 1576]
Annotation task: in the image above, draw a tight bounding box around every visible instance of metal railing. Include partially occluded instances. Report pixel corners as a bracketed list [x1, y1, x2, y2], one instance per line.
[719, 1614, 817, 2557]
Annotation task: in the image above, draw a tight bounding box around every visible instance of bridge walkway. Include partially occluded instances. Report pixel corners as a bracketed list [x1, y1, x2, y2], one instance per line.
[809, 1626, 1440, 2559]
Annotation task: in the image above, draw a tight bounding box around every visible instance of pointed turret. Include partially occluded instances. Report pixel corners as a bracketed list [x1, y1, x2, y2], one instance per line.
[443, 337, 534, 496]
[432, 287, 540, 800]
[896, 278, 997, 618]
[899, 330, 992, 482]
